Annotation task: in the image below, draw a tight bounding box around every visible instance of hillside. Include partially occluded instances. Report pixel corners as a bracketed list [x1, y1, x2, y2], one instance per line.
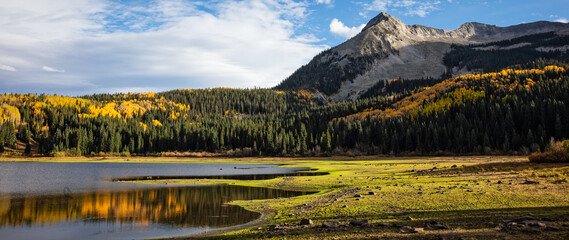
[274, 12, 569, 101]
[1, 62, 568, 156]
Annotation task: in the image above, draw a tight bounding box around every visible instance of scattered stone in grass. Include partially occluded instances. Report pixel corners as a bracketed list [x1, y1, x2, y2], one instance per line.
[343, 205, 348, 208]
[321, 221, 339, 228]
[523, 180, 540, 184]
[356, 187, 362, 190]
[527, 221, 547, 228]
[368, 192, 376, 195]
[407, 216, 414, 221]
[355, 198, 360, 201]
[497, 180, 503, 184]
[432, 167, 438, 170]
[354, 194, 362, 198]
[302, 203, 308, 207]
[400, 226, 423, 233]
[267, 224, 281, 231]
[300, 219, 313, 225]
[349, 219, 369, 227]
[451, 165, 458, 168]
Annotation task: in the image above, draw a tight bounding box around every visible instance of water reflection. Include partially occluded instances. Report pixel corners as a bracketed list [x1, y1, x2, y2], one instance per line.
[0, 185, 306, 228]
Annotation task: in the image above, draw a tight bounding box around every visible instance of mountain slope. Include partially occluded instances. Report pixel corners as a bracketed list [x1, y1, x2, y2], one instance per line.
[275, 12, 569, 101]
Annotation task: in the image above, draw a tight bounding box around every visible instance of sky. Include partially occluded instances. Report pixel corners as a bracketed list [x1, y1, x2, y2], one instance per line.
[0, 0, 568, 96]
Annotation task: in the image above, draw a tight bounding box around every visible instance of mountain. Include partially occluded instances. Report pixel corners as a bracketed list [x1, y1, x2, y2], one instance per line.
[275, 12, 569, 101]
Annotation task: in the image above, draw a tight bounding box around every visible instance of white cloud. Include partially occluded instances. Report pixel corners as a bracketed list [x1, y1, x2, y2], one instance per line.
[329, 19, 366, 39]
[0, 64, 16, 72]
[316, 0, 332, 4]
[42, 66, 65, 73]
[393, 0, 417, 8]
[550, 15, 568, 24]
[555, 18, 568, 23]
[360, 0, 441, 18]
[0, 0, 327, 95]
[406, 1, 440, 17]
[365, 0, 389, 12]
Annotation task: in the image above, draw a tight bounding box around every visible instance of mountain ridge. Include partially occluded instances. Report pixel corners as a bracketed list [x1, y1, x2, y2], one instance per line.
[275, 12, 569, 101]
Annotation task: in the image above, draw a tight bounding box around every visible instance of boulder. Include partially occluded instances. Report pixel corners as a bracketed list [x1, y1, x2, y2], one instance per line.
[299, 219, 313, 225]
[321, 221, 339, 228]
[400, 226, 423, 233]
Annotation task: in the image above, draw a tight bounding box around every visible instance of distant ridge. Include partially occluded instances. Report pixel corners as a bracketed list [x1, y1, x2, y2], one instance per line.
[275, 12, 569, 101]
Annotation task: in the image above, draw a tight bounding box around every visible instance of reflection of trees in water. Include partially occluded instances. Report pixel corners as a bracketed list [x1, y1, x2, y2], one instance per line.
[0, 185, 305, 227]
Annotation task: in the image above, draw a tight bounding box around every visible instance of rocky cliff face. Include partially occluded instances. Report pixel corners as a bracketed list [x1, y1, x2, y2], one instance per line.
[275, 12, 569, 101]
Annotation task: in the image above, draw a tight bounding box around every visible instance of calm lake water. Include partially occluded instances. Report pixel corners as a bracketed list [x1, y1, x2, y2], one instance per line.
[0, 162, 311, 240]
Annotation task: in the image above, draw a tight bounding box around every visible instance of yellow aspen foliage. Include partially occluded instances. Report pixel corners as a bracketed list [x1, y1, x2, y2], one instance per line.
[0, 103, 21, 125]
[117, 101, 148, 118]
[297, 90, 314, 99]
[139, 122, 148, 131]
[138, 92, 156, 99]
[152, 119, 162, 127]
[40, 125, 49, 132]
[44, 95, 89, 111]
[169, 111, 180, 120]
[86, 103, 121, 118]
[544, 65, 565, 73]
[335, 65, 566, 123]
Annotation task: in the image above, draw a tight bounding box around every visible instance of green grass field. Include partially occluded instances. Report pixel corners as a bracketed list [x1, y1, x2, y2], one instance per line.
[4, 156, 569, 239]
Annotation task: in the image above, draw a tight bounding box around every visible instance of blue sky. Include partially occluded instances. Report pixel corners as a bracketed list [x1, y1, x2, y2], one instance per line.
[0, 0, 567, 96]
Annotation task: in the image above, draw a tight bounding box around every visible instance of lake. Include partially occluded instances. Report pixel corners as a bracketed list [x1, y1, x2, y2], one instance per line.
[0, 162, 313, 240]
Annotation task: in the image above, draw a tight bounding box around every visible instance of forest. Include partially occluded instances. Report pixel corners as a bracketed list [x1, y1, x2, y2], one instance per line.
[0, 58, 568, 157]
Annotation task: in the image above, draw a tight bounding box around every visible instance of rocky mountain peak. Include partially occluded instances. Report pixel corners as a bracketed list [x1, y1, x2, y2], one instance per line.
[455, 22, 497, 37]
[362, 12, 403, 32]
[275, 12, 569, 101]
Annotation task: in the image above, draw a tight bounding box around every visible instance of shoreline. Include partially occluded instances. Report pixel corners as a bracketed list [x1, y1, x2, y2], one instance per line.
[2, 156, 568, 239]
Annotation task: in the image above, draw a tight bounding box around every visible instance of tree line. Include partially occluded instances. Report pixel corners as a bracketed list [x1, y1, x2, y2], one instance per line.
[0, 63, 568, 157]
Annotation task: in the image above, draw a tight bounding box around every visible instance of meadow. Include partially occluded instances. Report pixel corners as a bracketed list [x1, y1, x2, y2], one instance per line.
[4, 156, 568, 239]
[128, 156, 568, 239]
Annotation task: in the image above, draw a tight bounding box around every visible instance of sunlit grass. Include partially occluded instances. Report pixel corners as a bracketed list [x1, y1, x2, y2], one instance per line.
[6, 156, 569, 239]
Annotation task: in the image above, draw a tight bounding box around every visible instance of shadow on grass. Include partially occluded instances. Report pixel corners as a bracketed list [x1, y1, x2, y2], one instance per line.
[197, 206, 569, 240]
[424, 161, 569, 176]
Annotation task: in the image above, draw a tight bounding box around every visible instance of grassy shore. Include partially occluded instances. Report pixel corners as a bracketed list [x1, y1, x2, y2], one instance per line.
[5, 156, 569, 239]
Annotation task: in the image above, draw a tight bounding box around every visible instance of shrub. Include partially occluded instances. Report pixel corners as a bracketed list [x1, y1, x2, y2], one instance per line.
[529, 139, 569, 163]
